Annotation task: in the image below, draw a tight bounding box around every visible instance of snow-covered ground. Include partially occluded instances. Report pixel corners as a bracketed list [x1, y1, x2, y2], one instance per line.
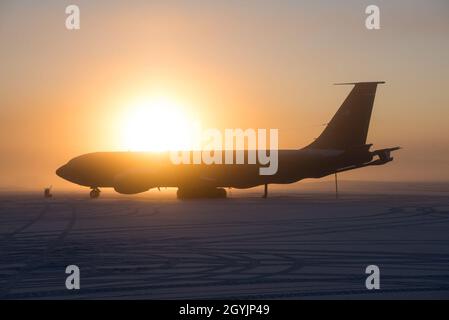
[1, 191, 449, 299]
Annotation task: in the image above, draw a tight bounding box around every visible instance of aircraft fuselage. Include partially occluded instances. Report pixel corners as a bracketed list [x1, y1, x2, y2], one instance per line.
[56, 147, 374, 193]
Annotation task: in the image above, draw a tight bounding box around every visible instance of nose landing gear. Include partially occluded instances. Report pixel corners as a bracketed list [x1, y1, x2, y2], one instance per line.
[90, 187, 101, 199]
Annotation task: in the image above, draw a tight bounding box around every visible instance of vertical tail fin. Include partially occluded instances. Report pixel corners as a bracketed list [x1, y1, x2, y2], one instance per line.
[306, 81, 385, 150]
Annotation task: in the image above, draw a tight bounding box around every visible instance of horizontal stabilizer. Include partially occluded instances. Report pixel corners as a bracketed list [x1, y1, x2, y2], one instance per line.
[334, 81, 385, 86]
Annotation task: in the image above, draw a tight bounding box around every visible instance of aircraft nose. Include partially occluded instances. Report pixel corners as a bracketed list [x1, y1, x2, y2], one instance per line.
[56, 165, 67, 178]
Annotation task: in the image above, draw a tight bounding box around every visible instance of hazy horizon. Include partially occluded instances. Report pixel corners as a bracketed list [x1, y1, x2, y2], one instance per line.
[1, 0, 448, 189]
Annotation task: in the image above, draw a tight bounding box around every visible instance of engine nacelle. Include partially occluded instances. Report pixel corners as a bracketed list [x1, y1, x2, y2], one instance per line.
[113, 173, 151, 194]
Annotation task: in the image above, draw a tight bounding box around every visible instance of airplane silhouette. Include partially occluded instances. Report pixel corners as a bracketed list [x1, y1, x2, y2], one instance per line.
[56, 82, 399, 199]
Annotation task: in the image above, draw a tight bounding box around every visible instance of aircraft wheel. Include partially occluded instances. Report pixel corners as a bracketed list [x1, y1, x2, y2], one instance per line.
[90, 188, 100, 199]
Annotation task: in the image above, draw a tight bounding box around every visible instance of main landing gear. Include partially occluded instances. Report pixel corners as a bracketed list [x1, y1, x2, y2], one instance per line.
[90, 187, 101, 199]
[177, 187, 227, 200]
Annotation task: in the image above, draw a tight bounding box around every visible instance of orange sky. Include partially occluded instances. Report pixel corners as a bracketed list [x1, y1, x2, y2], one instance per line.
[0, 1, 448, 189]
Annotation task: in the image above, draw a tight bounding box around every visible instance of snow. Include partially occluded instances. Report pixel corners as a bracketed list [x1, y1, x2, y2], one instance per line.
[1, 191, 449, 299]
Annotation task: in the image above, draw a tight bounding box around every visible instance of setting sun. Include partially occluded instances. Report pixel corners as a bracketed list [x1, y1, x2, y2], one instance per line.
[120, 96, 198, 151]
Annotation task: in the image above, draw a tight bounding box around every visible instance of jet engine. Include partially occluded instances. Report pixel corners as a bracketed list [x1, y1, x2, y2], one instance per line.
[113, 173, 151, 194]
